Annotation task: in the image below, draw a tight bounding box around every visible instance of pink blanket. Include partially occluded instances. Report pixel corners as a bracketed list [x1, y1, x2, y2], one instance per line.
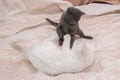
[0, 0, 120, 80]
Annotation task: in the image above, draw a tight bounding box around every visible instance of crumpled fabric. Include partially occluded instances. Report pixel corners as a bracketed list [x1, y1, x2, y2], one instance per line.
[0, 0, 120, 80]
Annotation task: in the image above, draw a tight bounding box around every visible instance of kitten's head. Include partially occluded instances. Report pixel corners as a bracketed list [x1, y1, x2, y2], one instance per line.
[65, 7, 85, 25]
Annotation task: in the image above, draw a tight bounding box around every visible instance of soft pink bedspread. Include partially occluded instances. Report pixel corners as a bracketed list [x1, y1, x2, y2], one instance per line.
[0, 0, 120, 80]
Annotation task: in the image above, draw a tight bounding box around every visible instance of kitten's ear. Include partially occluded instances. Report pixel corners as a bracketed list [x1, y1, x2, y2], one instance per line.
[81, 11, 85, 15]
[67, 7, 73, 14]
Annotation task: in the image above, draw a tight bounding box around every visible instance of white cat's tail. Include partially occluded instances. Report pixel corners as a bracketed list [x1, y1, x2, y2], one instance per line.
[10, 41, 21, 52]
[10, 40, 30, 57]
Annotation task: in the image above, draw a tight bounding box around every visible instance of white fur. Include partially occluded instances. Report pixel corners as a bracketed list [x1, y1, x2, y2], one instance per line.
[11, 34, 95, 75]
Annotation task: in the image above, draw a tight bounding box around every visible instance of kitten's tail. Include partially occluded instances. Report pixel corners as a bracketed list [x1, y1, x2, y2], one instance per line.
[46, 18, 58, 27]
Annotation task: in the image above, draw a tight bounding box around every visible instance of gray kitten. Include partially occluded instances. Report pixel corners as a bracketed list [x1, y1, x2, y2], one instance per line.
[46, 7, 93, 49]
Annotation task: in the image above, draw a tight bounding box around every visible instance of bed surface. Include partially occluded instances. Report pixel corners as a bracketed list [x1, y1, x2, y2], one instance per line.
[0, 0, 120, 80]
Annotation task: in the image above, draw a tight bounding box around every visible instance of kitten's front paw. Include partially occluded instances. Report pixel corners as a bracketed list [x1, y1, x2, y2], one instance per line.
[70, 45, 73, 49]
[59, 41, 63, 46]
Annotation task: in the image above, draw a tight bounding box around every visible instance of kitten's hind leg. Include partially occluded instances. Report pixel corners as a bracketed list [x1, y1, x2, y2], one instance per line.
[76, 28, 93, 39]
[46, 18, 58, 27]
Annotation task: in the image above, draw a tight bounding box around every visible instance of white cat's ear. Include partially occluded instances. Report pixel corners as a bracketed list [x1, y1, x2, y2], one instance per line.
[62, 34, 71, 49]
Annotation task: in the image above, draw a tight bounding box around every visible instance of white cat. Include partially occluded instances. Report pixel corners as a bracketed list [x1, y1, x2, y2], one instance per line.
[11, 34, 95, 75]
